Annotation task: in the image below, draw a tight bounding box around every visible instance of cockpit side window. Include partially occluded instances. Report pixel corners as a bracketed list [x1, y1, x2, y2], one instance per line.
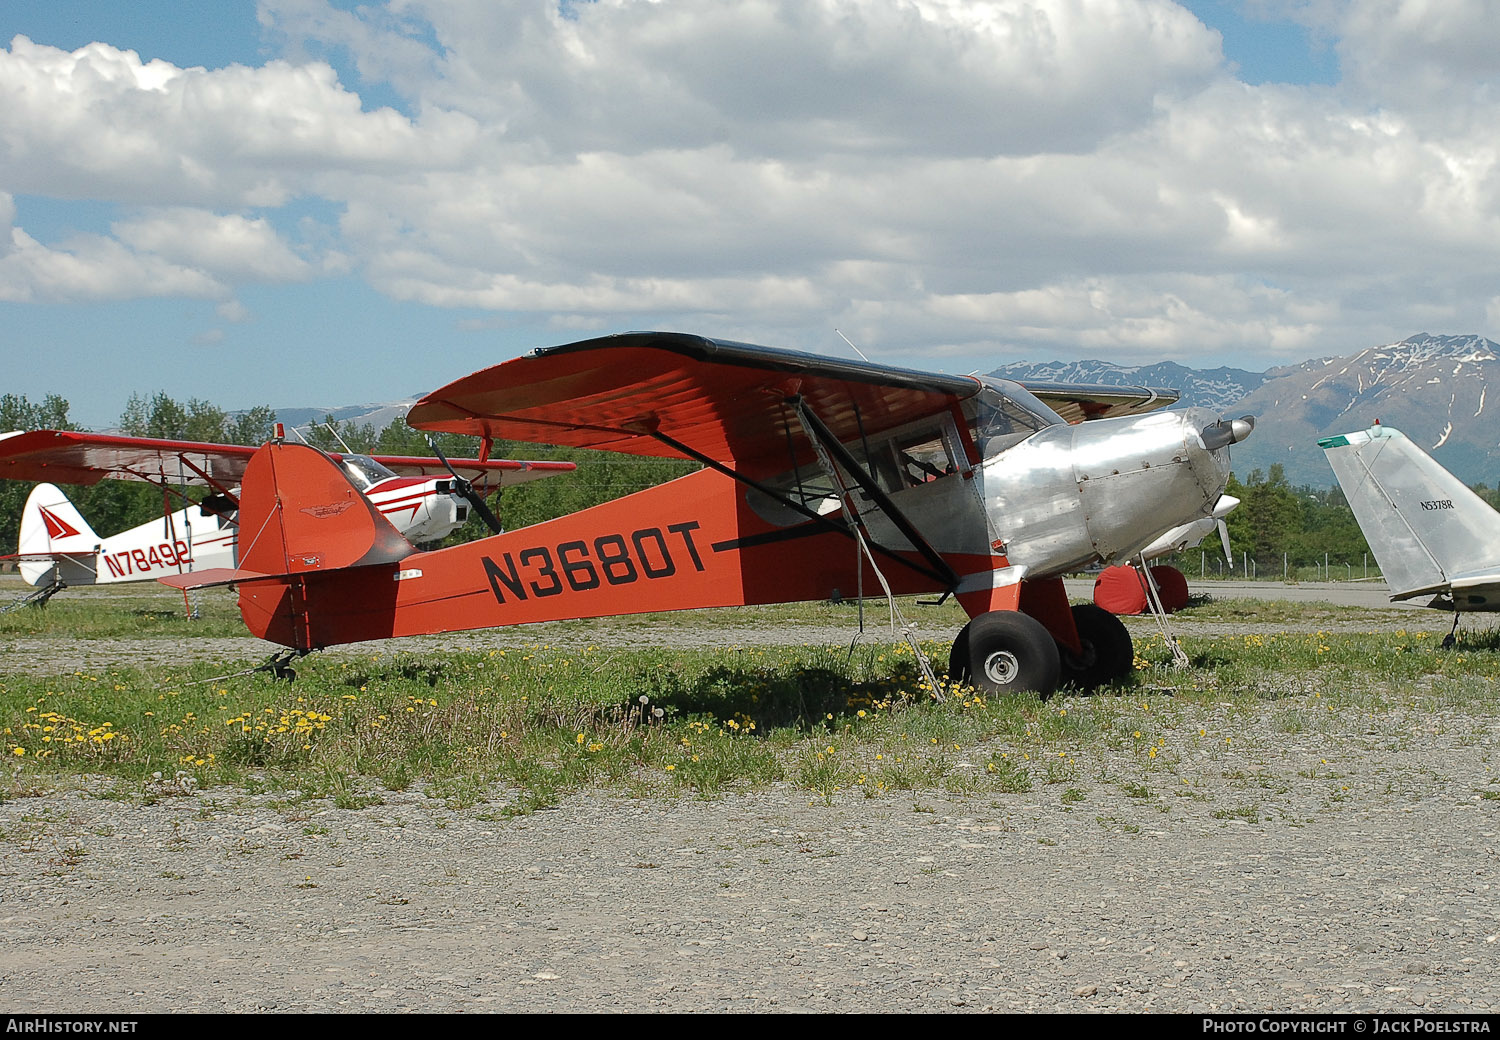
[888, 428, 956, 487]
[743, 416, 960, 526]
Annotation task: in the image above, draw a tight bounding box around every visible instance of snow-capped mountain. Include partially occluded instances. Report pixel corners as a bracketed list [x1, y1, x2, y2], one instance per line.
[990, 358, 1265, 413]
[1230, 333, 1500, 486]
[993, 334, 1500, 487]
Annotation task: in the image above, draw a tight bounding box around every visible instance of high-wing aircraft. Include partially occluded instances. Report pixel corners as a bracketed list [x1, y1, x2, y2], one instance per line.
[1321, 423, 1500, 623]
[0, 429, 574, 598]
[157, 332, 1254, 695]
[155, 333, 1254, 690]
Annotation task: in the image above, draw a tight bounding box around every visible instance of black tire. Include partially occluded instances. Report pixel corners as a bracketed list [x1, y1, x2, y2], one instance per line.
[948, 611, 1060, 697]
[1059, 603, 1134, 691]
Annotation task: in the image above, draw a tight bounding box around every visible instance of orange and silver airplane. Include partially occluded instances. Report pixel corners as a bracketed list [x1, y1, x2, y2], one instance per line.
[0, 429, 575, 601]
[128, 332, 1253, 695]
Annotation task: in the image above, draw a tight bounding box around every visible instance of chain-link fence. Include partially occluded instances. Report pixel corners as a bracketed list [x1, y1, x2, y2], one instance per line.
[1160, 550, 1384, 583]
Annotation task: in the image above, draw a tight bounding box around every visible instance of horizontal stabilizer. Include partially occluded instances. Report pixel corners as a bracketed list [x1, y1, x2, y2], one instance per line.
[157, 568, 280, 592]
[3, 551, 97, 562]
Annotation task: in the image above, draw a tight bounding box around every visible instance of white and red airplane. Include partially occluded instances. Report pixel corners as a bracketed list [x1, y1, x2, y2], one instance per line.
[153, 332, 1254, 694]
[1, 430, 574, 598]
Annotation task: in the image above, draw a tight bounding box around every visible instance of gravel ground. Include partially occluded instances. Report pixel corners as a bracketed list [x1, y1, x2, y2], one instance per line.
[2, 691, 1497, 1013]
[2, 579, 1498, 1013]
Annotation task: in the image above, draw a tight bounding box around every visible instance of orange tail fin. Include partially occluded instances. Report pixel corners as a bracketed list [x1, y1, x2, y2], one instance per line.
[236, 441, 414, 574]
[232, 441, 415, 649]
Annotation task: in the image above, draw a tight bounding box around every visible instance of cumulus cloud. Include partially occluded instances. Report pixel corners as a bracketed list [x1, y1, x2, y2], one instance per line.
[0, 227, 226, 304]
[113, 209, 313, 282]
[0, 191, 325, 302]
[3, 0, 1500, 368]
[265, 0, 1221, 157]
[0, 34, 478, 206]
[1332, 0, 1500, 111]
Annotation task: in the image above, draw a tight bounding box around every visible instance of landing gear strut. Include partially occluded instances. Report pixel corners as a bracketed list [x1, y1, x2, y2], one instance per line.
[1442, 612, 1461, 649]
[2, 579, 66, 613]
[255, 649, 307, 682]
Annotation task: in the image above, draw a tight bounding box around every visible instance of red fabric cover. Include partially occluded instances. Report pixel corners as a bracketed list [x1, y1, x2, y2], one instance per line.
[1149, 565, 1190, 612]
[1093, 566, 1148, 615]
[1093, 564, 1190, 615]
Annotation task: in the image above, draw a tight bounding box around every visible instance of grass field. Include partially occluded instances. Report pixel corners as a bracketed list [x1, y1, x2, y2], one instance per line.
[4, 579, 1498, 815]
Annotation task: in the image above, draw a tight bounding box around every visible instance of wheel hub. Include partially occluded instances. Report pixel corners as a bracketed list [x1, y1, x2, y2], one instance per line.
[1064, 641, 1098, 670]
[982, 649, 1020, 686]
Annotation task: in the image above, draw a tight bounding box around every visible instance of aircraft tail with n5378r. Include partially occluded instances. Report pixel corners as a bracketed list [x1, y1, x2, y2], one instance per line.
[1320, 424, 1500, 611]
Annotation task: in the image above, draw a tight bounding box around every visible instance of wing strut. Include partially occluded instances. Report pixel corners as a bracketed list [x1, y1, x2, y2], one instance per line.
[793, 398, 947, 699]
[789, 397, 960, 591]
[173, 454, 240, 506]
[645, 429, 955, 588]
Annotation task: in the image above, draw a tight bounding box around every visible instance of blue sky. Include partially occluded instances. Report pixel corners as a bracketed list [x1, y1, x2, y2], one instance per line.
[3, 1, 1497, 428]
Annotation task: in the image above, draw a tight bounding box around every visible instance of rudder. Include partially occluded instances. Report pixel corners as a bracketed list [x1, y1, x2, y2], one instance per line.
[233, 441, 416, 648]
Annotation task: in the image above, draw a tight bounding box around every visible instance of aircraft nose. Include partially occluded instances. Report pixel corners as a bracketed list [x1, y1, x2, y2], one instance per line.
[1199, 415, 1256, 451]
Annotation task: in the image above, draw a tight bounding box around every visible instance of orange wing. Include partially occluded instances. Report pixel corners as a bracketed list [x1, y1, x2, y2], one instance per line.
[407, 332, 981, 475]
[0, 430, 255, 487]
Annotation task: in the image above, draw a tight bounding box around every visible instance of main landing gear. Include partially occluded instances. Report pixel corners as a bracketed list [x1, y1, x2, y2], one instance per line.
[949, 605, 1134, 697]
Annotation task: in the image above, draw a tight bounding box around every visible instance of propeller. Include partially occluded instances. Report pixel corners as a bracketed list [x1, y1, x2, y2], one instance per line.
[426, 436, 504, 534]
[1212, 494, 1239, 568]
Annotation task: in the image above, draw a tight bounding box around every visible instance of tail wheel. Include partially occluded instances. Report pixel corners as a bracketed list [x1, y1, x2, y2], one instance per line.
[948, 611, 1060, 697]
[1059, 603, 1134, 691]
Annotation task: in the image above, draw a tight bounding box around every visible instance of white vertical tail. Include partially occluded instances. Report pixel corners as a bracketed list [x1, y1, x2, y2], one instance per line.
[1320, 426, 1500, 605]
[17, 483, 100, 586]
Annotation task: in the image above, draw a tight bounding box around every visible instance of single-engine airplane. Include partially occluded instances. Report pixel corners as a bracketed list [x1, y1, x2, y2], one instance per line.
[155, 332, 1254, 695]
[1321, 423, 1500, 630]
[0, 429, 575, 600]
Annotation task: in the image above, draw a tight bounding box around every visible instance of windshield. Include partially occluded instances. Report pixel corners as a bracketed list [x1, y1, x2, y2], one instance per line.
[339, 454, 398, 490]
[970, 380, 1064, 457]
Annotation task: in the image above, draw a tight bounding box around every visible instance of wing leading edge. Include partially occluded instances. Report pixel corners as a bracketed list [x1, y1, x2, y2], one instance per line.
[1018, 381, 1180, 424]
